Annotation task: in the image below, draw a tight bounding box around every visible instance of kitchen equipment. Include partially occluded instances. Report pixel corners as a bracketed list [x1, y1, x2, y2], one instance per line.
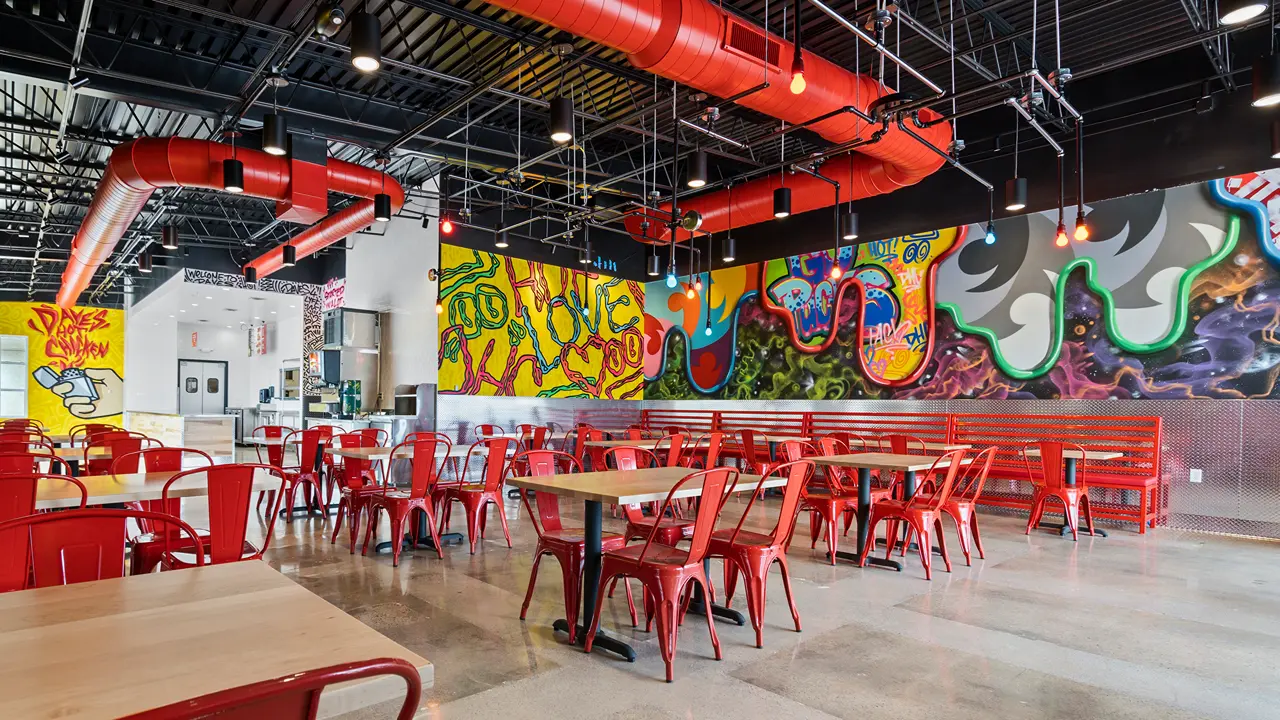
[323, 309, 380, 350]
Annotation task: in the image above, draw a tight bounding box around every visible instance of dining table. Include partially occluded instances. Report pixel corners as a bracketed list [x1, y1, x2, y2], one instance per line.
[0, 561, 431, 718]
[36, 467, 283, 510]
[507, 465, 785, 662]
[810, 452, 970, 571]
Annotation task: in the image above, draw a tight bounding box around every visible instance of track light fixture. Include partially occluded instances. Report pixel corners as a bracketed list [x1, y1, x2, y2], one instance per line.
[773, 186, 792, 218]
[1220, 1, 1268, 25]
[687, 149, 708, 188]
[549, 95, 574, 144]
[244, 266, 257, 283]
[262, 75, 289, 156]
[282, 243, 297, 267]
[349, 5, 381, 72]
[314, 0, 346, 37]
[161, 224, 179, 251]
[722, 236, 736, 263]
[421, 216, 431, 229]
[137, 251, 152, 273]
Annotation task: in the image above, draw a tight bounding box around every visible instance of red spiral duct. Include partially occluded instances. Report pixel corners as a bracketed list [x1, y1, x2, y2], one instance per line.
[56, 137, 403, 308]
[483, 0, 951, 242]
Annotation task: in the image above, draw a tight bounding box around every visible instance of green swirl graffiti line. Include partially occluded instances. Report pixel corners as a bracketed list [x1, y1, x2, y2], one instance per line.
[439, 248, 499, 297]
[446, 283, 510, 340]
[937, 214, 1240, 381]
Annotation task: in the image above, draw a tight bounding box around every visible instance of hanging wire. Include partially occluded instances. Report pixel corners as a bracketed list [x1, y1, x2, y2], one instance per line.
[1031, 0, 1039, 70]
[1054, 0, 1061, 72]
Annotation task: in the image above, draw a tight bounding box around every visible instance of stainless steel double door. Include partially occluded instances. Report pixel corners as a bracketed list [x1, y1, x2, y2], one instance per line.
[178, 360, 227, 415]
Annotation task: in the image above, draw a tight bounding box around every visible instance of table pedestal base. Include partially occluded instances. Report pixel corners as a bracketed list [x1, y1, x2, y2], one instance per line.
[683, 598, 747, 626]
[551, 619, 636, 662]
[1049, 524, 1108, 538]
[372, 532, 465, 555]
[831, 550, 903, 571]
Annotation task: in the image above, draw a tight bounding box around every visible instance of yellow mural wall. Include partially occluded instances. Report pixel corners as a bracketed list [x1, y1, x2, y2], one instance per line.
[0, 302, 126, 434]
[437, 245, 645, 399]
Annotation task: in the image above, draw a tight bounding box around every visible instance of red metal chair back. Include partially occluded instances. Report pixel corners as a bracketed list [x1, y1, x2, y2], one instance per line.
[683, 432, 724, 468]
[1022, 441, 1087, 491]
[722, 459, 815, 545]
[881, 433, 927, 455]
[357, 427, 389, 446]
[386, 437, 443, 499]
[781, 439, 819, 462]
[603, 445, 659, 472]
[0, 437, 54, 456]
[69, 423, 119, 445]
[0, 508, 201, 591]
[162, 463, 286, 563]
[118, 657, 421, 720]
[825, 431, 874, 452]
[474, 423, 505, 441]
[335, 432, 376, 488]
[905, 450, 968, 512]
[738, 428, 766, 469]
[516, 450, 581, 537]
[662, 425, 690, 435]
[579, 428, 605, 471]
[252, 425, 288, 467]
[518, 425, 549, 452]
[401, 432, 452, 483]
[0, 451, 70, 476]
[111, 447, 214, 535]
[0, 473, 87, 592]
[655, 433, 686, 467]
[635, 468, 737, 565]
[952, 447, 997, 502]
[85, 432, 143, 467]
[477, 437, 514, 492]
[284, 429, 322, 473]
[816, 437, 856, 494]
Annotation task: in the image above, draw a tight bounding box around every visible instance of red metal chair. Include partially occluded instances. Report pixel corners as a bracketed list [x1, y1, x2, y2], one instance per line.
[652, 433, 686, 468]
[69, 423, 120, 446]
[1023, 441, 1096, 540]
[119, 657, 421, 720]
[737, 429, 771, 476]
[0, 450, 70, 477]
[0, 472, 86, 591]
[517, 450, 636, 641]
[585, 467, 738, 683]
[277, 429, 326, 520]
[605, 446, 694, 545]
[0, 508, 201, 591]
[111, 447, 214, 575]
[680, 432, 724, 470]
[797, 438, 866, 564]
[0, 436, 54, 457]
[857, 450, 968, 580]
[329, 432, 382, 552]
[361, 437, 448, 565]
[511, 424, 549, 480]
[474, 423, 505, 440]
[158, 463, 286, 569]
[923, 446, 996, 565]
[710, 459, 813, 648]
[84, 431, 155, 476]
[252, 425, 290, 511]
[437, 436, 515, 554]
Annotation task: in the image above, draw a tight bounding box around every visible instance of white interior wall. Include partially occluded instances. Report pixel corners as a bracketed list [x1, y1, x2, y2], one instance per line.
[177, 324, 251, 408]
[125, 275, 181, 413]
[343, 177, 439, 407]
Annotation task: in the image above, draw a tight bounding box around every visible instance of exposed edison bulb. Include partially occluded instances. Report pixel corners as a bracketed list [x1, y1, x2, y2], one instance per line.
[790, 71, 806, 95]
[685, 286, 696, 299]
[1074, 217, 1090, 241]
[1054, 224, 1069, 248]
[694, 277, 703, 291]
[665, 272, 678, 289]
[704, 325, 712, 336]
[434, 301, 444, 315]
[830, 265, 843, 280]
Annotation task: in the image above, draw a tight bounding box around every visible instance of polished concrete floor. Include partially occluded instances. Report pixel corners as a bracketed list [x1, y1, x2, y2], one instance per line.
[231, 474, 1280, 720]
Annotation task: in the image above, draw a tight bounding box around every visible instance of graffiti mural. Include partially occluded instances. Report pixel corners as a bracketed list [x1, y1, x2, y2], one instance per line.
[645, 173, 1280, 401]
[643, 264, 758, 394]
[438, 245, 645, 399]
[0, 302, 126, 432]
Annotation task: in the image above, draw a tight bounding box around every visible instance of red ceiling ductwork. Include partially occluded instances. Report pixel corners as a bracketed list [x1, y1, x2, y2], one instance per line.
[482, 0, 952, 243]
[56, 137, 403, 308]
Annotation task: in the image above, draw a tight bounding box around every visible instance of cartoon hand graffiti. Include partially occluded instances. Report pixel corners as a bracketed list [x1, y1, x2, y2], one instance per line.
[36, 366, 124, 419]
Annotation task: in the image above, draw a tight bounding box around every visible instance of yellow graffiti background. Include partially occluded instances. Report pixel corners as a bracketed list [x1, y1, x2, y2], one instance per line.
[437, 246, 646, 399]
[0, 302, 126, 434]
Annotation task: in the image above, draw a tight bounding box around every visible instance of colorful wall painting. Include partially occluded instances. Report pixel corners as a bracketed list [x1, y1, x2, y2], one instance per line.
[437, 245, 646, 399]
[0, 302, 126, 432]
[644, 172, 1280, 400]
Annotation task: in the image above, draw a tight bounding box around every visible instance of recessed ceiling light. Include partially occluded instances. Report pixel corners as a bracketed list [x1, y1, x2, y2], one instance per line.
[289, 305, 296, 309]
[191, 303, 198, 307]
[270, 311, 277, 314]
[179, 309, 186, 313]
[253, 316, 260, 320]
[226, 325, 232, 329]
[168, 314, 174, 318]
[205, 296, 212, 300]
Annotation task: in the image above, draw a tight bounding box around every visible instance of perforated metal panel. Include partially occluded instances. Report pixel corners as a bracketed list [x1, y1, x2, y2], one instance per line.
[435, 395, 642, 445]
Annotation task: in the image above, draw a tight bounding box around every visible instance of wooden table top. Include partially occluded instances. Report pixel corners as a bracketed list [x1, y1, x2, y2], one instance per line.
[326, 445, 497, 461]
[36, 468, 281, 510]
[508, 466, 782, 505]
[1024, 447, 1124, 461]
[809, 452, 971, 472]
[0, 562, 431, 719]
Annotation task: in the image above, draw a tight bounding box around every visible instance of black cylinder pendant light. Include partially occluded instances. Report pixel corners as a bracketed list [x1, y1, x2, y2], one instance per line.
[773, 186, 792, 218]
[223, 158, 244, 193]
[722, 236, 737, 262]
[137, 251, 152, 274]
[1004, 177, 1028, 211]
[840, 211, 859, 241]
[349, 7, 382, 72]
[648, 253, 661, 276]
[262, 113, 288, 156]
[282, 243, 297, 267]
[244, 266, 257, 283]
[494, 230, 510, 249]
[687, 149, 708, 188]
[374, 193, 392, 222]
[1254, 53, 1280, 107]
[549, 95, 574, 144]
[161, 224, 179, 251]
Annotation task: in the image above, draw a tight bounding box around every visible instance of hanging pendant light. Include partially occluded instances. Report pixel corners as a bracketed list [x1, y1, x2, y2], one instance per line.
[789, 0, 806, 94]
[374, 193, 392, 222]
[1005, 177, 1027, 211]
[495, 229, 510, 249]
[1220, 1, 1268, 24]
[223, 158, 244, 193]
[349, 6, 382, 72]
[282, 243, 297, 267]
[549, 95, 574, 144]
[1271, 120, 1280, 159]
[722, 236, 736, 262]
[840, 211, 859, 241]
[687, 149, 708, 188]
[984, 221, 997, 245]
[161, 224, 179, 251]
[244, 266, 257, 283]
[137, 251, 153, 274]
[434, 297, 444, 315]
[1254, 53, 1280, 107]
[1054, 222, 1069, 247]
[773, 186, 792, 218]
[648, 253, 661, 277]
[262, 112, 288, 156]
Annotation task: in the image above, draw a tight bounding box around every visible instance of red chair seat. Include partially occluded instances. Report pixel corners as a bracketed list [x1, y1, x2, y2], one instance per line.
[603, 542, 689, 567]
[626, 516, 694, 545]
[709, 527, 772, 547]
[162, 540, 262, 569]
[541, 528, 627, 546]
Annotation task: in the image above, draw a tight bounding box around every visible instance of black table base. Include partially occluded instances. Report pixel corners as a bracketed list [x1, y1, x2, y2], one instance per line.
[372, 532, 465, 554]
[551, 620, 637, 662]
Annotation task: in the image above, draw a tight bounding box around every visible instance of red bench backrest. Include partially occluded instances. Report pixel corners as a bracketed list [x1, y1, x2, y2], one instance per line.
[950, 413, 1162, 480]
[808, 411, 952, 445]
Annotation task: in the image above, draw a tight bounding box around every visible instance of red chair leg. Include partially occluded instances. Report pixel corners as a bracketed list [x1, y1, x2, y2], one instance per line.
[934, 517, 952, 573]
[809, 511, 822, 549]
[494, 498, 513, 548]
[824, 509, 839, 565]
[695, 573, 722, 661]
[740, 555, 768, 648]
[390, 507, 408, 567]
[420, 501, 444, 559]
[777, 553, 802, 633]
[722, 557, 740, 609]
[519, 550, 544, 622]
[557, 552, 580, 644]
[330, 497, 347, 544]
[970, 511, 986, 559]
[949, 508, 972, 566]
[463, 497, 483, 554]
[1081, 494, 1096, 537]
[347, 500, 364, 553]
[915, 518, 933, 580]
[360, 505, 380, 555]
